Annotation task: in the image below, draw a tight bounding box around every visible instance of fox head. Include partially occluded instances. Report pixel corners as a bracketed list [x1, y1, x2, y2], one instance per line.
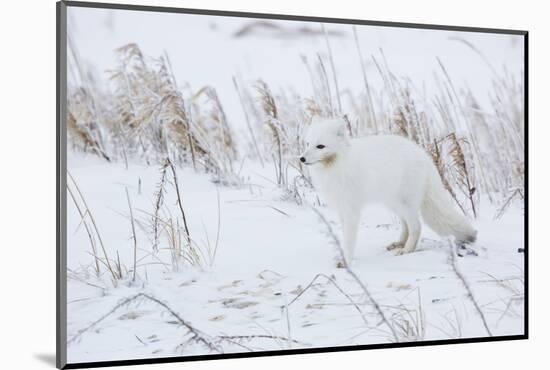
[299, 116, 350, 167]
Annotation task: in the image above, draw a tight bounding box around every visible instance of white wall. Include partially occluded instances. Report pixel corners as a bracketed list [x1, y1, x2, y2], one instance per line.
[1, 0, 544, 369]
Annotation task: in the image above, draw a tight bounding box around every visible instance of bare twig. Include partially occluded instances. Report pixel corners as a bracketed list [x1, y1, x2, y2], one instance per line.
[67, 185, 100, 275]
[68, 293, 222, 353]
[283, 293, 293, 348]
[321, 24, 342, 114]
[286, 273, 369, 325]
[68, 171, 118, 282]
[125, 187, 138, 282]
[317, 53, 333, 115]
[352, 25, 377, 132]
[494, 188, 522, 220]
[311, 207, 399, 342]
[152, 160, 169, 251]
[448, 240, 493, 336]
[212, 187, 222, 264]
[233, 76, 264, 167]
[166, 158, 191, 244]
[218, 334, 306, 346]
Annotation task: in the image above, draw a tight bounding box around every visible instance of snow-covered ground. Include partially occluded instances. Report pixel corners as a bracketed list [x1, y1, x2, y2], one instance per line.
[66, 155, 524, 364]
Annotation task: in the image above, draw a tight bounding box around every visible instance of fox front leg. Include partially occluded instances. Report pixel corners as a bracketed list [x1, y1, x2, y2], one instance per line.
[338, 209, 360, 267]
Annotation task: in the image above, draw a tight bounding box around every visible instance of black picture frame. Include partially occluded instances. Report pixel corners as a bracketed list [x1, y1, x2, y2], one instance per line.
[57, 1, 528, 368]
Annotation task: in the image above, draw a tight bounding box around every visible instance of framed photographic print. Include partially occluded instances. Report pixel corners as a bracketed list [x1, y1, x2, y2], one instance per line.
[57, 1, 528, 368]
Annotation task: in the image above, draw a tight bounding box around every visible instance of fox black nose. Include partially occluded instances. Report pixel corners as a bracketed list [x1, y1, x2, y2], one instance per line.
[300, 157, 306, 163]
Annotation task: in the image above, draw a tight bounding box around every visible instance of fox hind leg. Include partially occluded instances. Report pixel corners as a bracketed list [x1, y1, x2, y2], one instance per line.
[396, 215, 421, 255]
[386, 217, 409, 251]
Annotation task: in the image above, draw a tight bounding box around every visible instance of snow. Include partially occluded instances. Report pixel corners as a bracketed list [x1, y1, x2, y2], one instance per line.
[66, 155, 524, 364]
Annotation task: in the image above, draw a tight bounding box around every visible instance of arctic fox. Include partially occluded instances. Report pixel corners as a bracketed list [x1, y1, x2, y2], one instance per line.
[300, 116, 477, 264]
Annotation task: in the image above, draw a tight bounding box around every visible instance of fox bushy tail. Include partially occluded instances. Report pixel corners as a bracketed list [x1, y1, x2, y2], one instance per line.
[421, 166, 477, 243]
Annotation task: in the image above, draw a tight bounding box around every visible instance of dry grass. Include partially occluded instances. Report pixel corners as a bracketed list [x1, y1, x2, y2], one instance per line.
[68, 36, 523, 214]
[67, 171, 119, 284]
[69, 43, 238, 183]
[137, 159, 219, 272]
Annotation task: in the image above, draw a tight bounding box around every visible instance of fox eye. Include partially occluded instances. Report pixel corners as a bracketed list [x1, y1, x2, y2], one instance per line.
[316, 144, 325, 149]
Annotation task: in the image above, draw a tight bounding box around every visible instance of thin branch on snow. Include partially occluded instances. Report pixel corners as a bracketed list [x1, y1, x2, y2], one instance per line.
[68, 293, 222, 353]
[68, 171, 118, 283]
[216, 337, 254, 352]
[282, 293, 293, 348]
[218, 334, 306, 346]
[166, 158, 192, 245]
[285, 273, 370, 325]
[152, 160, 169, 252]
[311, 206, 400, 342]
[448, 240, 493, 336]
[68, 292, 309, 354]
[125, 187, 138, 282]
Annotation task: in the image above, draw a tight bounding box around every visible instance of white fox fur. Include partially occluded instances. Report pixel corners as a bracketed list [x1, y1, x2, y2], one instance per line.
[300, 116, 477, 264]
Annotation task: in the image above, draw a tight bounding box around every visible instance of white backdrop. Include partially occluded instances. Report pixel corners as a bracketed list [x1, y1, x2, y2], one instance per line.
[0, 0, 544, 369]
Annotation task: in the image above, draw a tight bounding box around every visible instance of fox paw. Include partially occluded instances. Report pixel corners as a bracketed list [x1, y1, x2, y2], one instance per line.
[336, 260, 346, 269]
[386, 242, 404, 251]
[395, 248, 415, 256]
